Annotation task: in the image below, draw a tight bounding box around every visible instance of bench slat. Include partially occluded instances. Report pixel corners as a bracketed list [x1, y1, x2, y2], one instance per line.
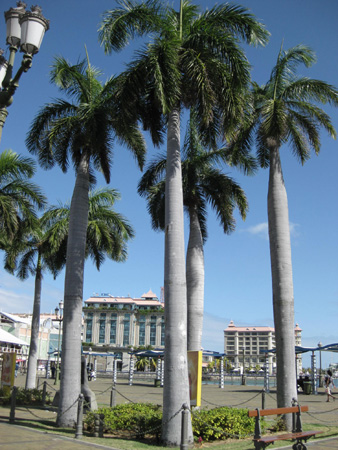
[256, 430, 323, 444]
[248, 405, 308, 417]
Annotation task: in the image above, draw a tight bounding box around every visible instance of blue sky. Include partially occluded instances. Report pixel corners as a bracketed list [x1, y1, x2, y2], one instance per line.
[0, 0, 337, 369]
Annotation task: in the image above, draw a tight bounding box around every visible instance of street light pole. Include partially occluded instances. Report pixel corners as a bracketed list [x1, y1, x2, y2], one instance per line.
[54, 300, 63, 385]
[0, 2, 49, 144]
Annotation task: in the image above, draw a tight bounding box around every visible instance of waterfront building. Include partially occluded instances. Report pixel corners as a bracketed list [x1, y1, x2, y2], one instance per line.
[224, 320, 302, 374]
[82, 290, 164, 370]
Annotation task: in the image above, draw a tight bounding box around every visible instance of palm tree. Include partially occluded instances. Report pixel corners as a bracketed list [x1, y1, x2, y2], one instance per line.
[5, 188, 134, 390]
[26, 56, 145, 427]
[0, 149, 46, 247]
[228, 44, 338, 426]
[138, 111, 251, 352]
[5, 213, 62, 390]
[100, 1, 268, 444]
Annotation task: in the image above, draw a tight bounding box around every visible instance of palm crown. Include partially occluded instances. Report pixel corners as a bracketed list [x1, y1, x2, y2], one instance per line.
[100, 0, 269, 143]
[231, 44, 338, 166]
[26, 55, 146, 181]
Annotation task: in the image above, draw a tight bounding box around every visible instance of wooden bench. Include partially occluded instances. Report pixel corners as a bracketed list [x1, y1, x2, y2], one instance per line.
[248, 405, 323, 450]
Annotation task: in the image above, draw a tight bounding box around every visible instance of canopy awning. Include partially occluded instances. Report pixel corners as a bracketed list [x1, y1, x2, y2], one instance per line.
[0, 328, 30, 347]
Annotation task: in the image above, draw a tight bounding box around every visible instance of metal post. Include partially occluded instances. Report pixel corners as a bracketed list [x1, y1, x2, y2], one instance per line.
[94, 413, 100, 437]
[110, 384, 116, 407]
[318, 342, 322, 387]
[261, 388, 266, 410]
[54, 317, 62, 385]
[264, 356, 270, 393]
[160, 359, 164, 387]
[219, 358, 224, 389]
[42, 381, 47, 407]
[311, 352, 317, 395]
[241, 347, 246, 385]
[128, 354, 134, 386]
[180, 403, 189, 450]
[113, 357, 117, 385]
[75, 394, 84, 439]
[9, 386, 18, 423]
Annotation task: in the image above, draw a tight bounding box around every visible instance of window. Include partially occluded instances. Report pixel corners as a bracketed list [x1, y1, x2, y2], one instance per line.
[110, 313, 117, 344]
[99, 313, 106, 344]
[150, 316, 157, 346]
[85, 313, 93, 342]
[161, 316, 165, 346]
[123, 314, 130, 346]
[139, 316, 146, 346]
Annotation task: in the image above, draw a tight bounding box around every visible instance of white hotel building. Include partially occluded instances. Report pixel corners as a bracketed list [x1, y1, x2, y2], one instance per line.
[224, 320, 302, 374]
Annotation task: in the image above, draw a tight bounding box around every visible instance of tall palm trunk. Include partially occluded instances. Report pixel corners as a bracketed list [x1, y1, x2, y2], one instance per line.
[187, 205, 204, 351]
[268, 143, 297, 429]
[57, 155, 90, 427]
[162, 107, 193, 446]
[25, 256, 42, 389]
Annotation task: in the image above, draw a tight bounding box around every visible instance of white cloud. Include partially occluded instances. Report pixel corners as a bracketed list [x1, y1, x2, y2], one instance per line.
[242, 221, 300, 240]
[0, 271, 63, 314]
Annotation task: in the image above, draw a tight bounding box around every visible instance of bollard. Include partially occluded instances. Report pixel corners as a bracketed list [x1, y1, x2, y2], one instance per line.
[261, 388, 265, 410]
[180, 403, 189, 450]
[42, 381, 47, 407]
[9, 386, 18, 423]
[94, 413, 100, 437]
[99, 413, 105, 437]
[110, 384, 116, 407]
[75, 394, 84, 439]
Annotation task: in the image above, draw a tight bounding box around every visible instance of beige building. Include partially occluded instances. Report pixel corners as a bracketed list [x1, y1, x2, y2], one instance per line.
[224, 320, 302, 374]
[83, 290, 164, 369]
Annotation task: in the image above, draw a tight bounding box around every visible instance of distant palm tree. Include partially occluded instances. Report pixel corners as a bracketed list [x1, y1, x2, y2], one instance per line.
[0, 149, 45, 247]
[5, 188, 134, 390]
[100, 2, 268, 443]
[26, 55, 144, 426]
[139, 111, 251, 352]
[228, 44, 338, 427]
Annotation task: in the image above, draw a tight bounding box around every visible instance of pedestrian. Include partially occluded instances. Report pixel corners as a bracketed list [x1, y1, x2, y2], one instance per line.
[15, 362, 19, 377]
[324, 370, 335, 402]
[51, 364, 56, 379]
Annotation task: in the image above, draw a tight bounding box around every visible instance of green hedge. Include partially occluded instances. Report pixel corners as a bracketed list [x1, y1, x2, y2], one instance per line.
[85, 403, 162, 439]
[192, 406, 255, 441]
[84, 403, 256, 442]
[0, 387, 52, 406]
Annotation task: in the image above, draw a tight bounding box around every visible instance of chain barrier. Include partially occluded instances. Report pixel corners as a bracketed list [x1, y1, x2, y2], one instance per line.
[201, 388, 263, 408]
[91, 384, 113, 397]
[114, 387, 136, 404]
[16, 405, 57, 421]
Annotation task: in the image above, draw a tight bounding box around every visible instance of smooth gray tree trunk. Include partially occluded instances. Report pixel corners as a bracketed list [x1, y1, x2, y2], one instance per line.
[268, 145, 297, 429]
[187, 205, 204, 352]
[25, 266, 42, 389]
[162, 107, 193, 446]
[57, 156, 90, 427]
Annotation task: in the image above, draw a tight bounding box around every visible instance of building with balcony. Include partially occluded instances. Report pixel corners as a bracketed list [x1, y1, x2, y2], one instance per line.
[224, 320, 302, 374]
[82, 290, 164, 370]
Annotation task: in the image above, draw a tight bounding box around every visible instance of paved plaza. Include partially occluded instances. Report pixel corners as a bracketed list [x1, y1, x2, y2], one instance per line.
[0, 373, 338, 449]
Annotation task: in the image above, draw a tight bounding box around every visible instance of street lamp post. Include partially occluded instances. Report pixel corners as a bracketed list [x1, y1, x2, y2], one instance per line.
[0, 1, 49, 144]
[318, 342, 322, 387]
[54, 300, 63, 385]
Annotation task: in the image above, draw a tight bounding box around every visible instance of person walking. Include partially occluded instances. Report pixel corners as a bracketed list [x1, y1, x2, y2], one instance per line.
[325, 370, 336, 402]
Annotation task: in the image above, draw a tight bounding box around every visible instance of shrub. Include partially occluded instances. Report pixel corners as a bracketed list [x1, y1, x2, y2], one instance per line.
[85, 403, 162, 439]
[192, 407, 255, 441]
[0, 387, 52, 406]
